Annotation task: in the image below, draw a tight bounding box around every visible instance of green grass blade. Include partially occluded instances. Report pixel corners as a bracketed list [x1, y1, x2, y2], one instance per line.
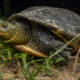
[48, 34, 80, 60]
[42, 66, 59, 73]
[21, 53, 27, 68]
[16, 58, 26, 78]
[7, 48, 12, 60]
[78, 78, 80, 80]
[6, 77, 14, 80]
[26, 59, 44, 66]
[0, 72, 2, 80]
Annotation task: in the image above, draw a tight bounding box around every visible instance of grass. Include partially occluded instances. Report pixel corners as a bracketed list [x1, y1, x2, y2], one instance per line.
[0, 13, 80, 80]
[0, 11, 7, 20]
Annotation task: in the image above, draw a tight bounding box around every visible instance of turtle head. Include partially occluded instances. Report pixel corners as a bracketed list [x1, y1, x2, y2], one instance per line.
[0, 20, 16, 40]
[0, 20, 31, 44]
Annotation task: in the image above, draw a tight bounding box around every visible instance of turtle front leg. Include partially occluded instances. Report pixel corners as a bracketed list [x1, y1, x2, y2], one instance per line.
[13, 44, 48, 58]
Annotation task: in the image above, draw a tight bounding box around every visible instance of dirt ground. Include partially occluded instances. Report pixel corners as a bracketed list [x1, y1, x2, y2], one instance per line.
[0, 58, 80, 80]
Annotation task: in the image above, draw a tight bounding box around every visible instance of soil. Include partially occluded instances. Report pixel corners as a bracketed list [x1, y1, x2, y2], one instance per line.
[0, 58, 80, 80]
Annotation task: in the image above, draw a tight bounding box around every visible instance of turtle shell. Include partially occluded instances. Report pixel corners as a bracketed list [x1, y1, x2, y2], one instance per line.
[8, 6, 80, 53]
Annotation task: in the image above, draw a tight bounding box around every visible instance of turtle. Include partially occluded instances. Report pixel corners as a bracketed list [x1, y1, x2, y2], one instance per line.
[0, 6, 80, 61]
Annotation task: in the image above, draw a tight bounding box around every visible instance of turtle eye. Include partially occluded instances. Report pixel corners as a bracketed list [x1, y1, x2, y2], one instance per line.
[2, 23, 8, 28]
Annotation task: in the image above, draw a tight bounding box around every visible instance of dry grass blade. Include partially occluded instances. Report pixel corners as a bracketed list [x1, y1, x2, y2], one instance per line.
[72, 48, 80, 75]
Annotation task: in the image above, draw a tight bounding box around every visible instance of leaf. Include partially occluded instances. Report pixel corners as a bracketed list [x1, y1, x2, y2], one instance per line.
[54, 57, 62, 63]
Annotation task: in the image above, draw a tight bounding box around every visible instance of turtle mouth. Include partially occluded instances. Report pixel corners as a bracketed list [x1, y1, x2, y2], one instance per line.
[0, 27, 13, 40]
[0, 29, 8, 36]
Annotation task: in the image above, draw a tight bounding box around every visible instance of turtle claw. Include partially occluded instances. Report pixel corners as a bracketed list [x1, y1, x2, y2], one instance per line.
[60, 51, 72, 59]
[52, 51, 72, 62]
[52, 54, 66, 61]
